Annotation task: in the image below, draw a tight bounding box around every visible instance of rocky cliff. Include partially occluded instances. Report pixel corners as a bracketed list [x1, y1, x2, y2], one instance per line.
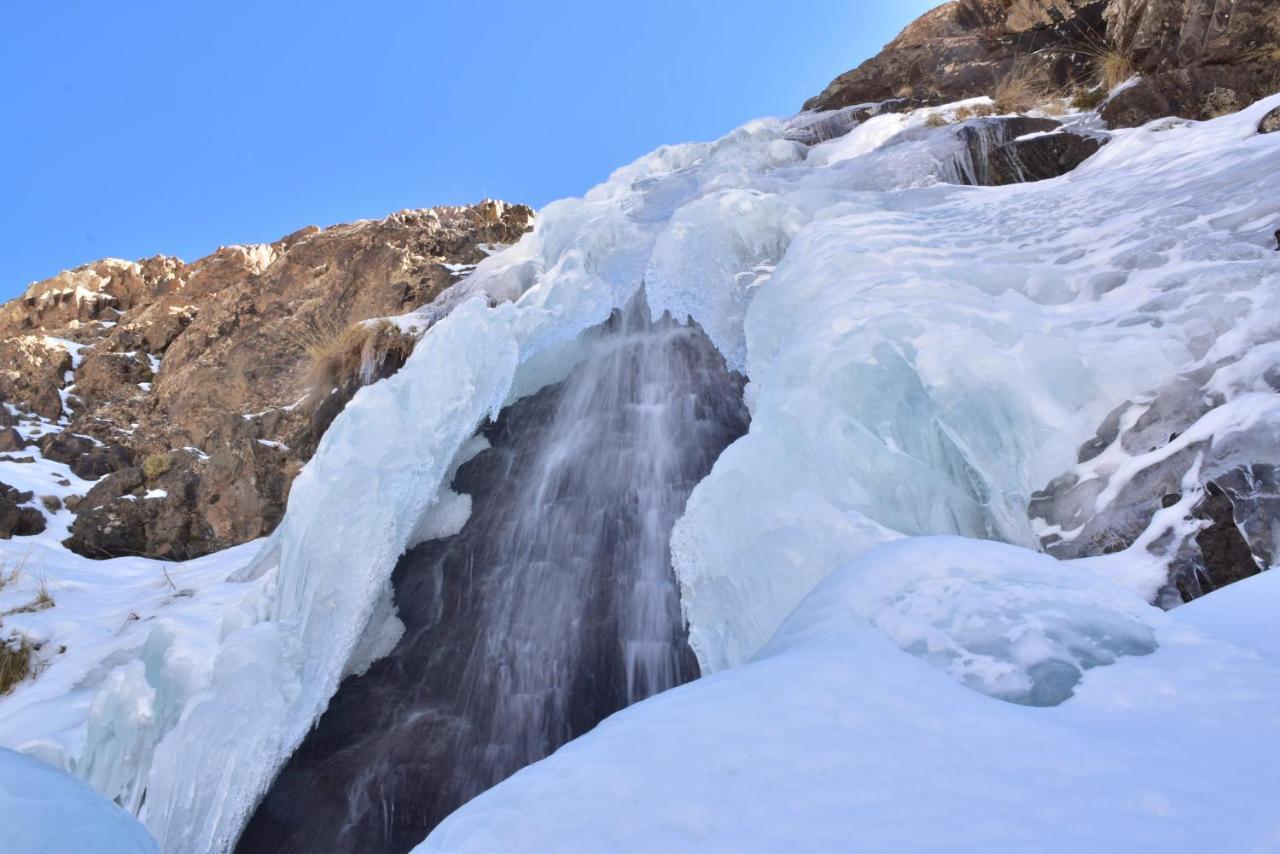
[806, 0, 1279, 127]
[0, 201, 533, 559]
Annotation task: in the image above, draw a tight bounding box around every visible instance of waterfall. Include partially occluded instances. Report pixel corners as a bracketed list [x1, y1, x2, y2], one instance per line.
[235, 293, 750, 853]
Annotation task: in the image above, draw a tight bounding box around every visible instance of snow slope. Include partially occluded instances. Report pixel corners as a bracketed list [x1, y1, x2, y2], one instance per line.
[0, 747, 159, 853]
[0, 91, 1275, 853]
[419, 539, 1280, 854]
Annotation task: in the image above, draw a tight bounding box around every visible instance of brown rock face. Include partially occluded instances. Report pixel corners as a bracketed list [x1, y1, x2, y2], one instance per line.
[804, 1, 1105, 112]
[0, 200, 534, 559]
[807, 0, 1278, 127]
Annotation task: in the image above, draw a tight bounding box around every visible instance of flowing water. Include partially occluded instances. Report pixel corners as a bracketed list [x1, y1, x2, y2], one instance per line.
[237, 296, 750, 853]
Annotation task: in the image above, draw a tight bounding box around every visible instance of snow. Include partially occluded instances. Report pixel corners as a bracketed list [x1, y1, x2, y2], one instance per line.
[0, 747, 159, 853]
[0, 88, 1274, 854]
[419, 538, 1280, 854]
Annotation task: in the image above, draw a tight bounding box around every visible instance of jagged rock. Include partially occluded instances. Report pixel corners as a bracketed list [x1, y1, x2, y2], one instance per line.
[73, 350, 154, 408]
[35, 430, 132, 480]
[0, 483, 45, 539]
[807, 0, 1278, 125]
[1261, 107, 1280, 134]
[1104, 0, 1276, 71]
[953, 117, 1104, 185]
[804, 1, 1103, 111]
[0, 337, 73, 420]
[37, 432, 96, 465]
[1172, 480, 1265, 602]
[0, 201, 534, 560]
[70, 445, 135, 482]
[1102, 65, 1272, 128]
[0, 428, 25, 453]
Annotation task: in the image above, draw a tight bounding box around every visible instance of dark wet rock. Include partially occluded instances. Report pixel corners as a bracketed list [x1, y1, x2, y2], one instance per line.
[1077, 402, 1131, 463]
[1172, 480, 1265, 602]
[951, 117, 1105, 186]
[786, 98, 929, 145]
[1000, 129, 1105, 182]
[1262, 107, 1280, 135]
[0, 483, 45, 539]
[0, 428, 26, 453]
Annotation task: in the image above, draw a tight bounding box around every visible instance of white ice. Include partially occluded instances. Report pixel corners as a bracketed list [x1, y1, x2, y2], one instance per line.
[0, 87, 1275, 853]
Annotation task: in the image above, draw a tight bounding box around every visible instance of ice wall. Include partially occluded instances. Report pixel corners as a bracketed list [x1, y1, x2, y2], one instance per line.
[46, 92, 1280, 852]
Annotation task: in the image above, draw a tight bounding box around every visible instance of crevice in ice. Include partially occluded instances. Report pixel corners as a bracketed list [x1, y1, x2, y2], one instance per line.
[235, 293, 750, 853]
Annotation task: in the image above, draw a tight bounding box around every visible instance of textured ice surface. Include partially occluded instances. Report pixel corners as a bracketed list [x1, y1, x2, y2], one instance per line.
[0, 747, 159, 853]
[0, 92, 1276, 852]
[420, 539, 1280, 854]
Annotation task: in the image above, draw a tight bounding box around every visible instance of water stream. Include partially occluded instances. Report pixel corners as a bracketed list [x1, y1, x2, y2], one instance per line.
[236, 295, 750, 853]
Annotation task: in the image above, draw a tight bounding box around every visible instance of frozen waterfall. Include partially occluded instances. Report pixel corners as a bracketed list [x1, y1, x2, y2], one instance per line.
[235, 294, 748, 852]
[8, 93, 1275, 854]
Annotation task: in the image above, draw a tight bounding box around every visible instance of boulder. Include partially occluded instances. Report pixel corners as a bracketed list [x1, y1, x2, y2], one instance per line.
[1261, 106, 1280, 134]
[0, 483, 45, 539]
[71, 445, 135, 481]
[1102, 65, 1273, 128]
[0, 428, 25, 453]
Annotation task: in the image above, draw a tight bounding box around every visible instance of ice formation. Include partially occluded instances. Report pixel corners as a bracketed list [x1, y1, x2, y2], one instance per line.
[0, 87, 1274, 853]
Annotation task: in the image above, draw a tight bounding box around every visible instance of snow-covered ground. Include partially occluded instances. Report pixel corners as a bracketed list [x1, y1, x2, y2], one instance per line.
[420, 539, 1280, 853]
[0, 92, 1276, 853]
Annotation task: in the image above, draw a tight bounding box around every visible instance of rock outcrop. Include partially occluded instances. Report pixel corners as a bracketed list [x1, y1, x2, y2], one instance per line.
[0, 201, 534, 559]
[806, 0, 1278, 127]
[1261, 106, 1280, 134]
[0, 483, 45, 540]
[953, 116, 1105, 185]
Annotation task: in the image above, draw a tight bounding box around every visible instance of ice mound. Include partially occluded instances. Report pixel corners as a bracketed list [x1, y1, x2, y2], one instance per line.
[793, 537, 1157, 705]
[419, 542, 1280, 854]
[0, 747, 159, 853]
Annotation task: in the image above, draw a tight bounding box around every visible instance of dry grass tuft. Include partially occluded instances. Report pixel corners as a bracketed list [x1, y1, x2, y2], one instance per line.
[1071, 87, 1108, 111]
[3, 576, 55, 616]
[994, 62, 1048, 114]
[924, 113, 950, 129]
[953, 103, 998, 121]
[0, 632, 35, 695]
[1093, 46, 1136, 91]
[1068, 25, 1137, 92]
[142, 452, 172, 480]
[297, 315, 418, 397]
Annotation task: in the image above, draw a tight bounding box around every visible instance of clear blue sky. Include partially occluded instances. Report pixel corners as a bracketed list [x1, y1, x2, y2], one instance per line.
[0, 2, 934, 298]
